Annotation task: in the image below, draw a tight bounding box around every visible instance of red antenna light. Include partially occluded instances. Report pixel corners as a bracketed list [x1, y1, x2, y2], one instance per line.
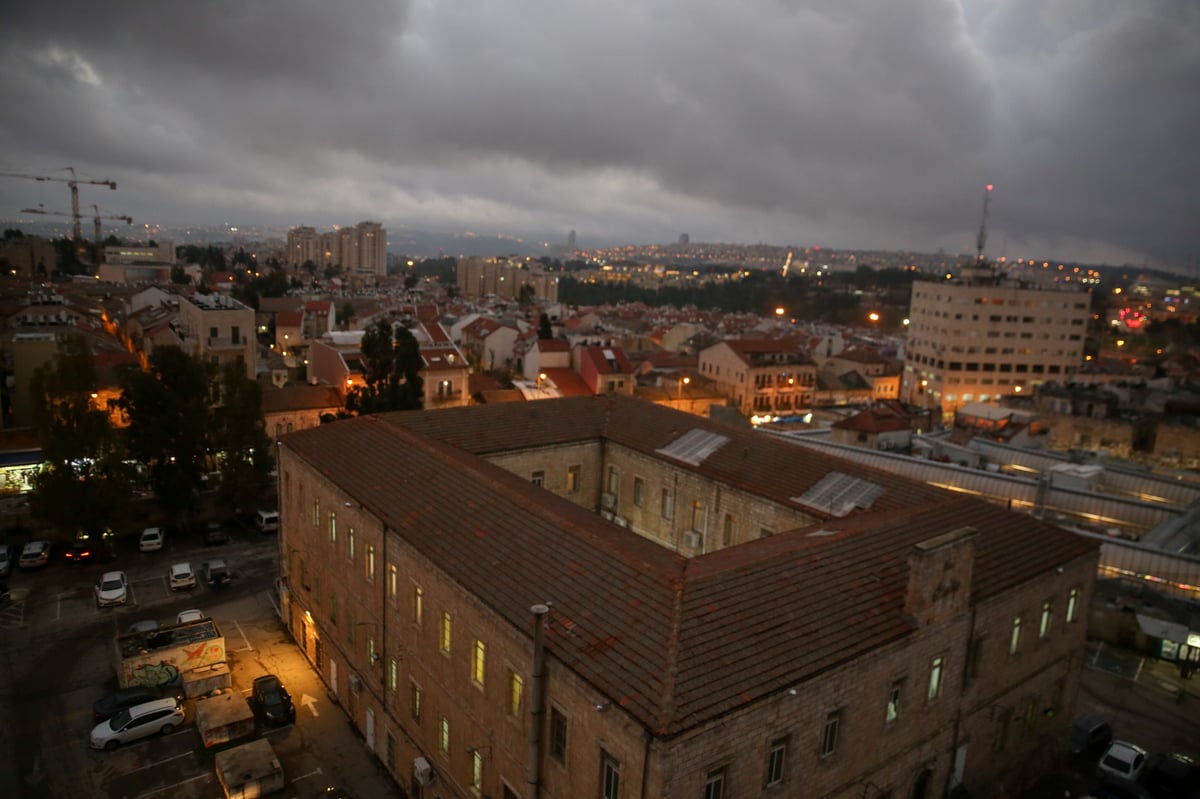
[986, 184, 994, 192]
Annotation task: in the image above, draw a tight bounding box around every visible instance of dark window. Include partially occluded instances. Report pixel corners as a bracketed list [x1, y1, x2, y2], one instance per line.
[550, 708, 567, 762]
[705, 768, 726, 799]
[822, 711, 840, 756]
[601, 751, 620, 799]
[765, 737, 787, 785]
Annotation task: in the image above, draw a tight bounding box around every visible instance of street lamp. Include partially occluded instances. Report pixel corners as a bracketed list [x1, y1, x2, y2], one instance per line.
[678, 375, 690, 400]
[537, 372, 547, 390]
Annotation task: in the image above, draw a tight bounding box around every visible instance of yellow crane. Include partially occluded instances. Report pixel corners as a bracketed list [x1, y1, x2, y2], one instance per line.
[1, 167, 117, 243]
[22, 205, 133, 263]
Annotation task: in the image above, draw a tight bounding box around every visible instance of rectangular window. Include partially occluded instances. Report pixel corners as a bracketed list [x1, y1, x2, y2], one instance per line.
[389, 658, 398, 692]
[566, 465, 581, 494]
[347, 611, 355, 645]
[368, 636, 376, 663]
[329, 511, 337, 544]
[366, 544, 375, 581]
[386, 731, 395, 771]
[1010, 615, 1023, 655]
[1066, 587, 1080, 623]
[414, 585, 424, 625]
[821, 711, 840, 756]
[312, 498, 320, 526]
[1040, 600, 1053, 639]
[472, 639, 486, 687]
[439, 716, 450, 754]
[705, 768, 726, 799]
[966, 637, 984, 681]
[661, 488, 674, 520]
[472, 750, 483, 794]
[329, 592, 337, 624]
[602, 752, 621, 799]
[347, 526, 355, 562]
[633, 476, 645, 506]
[765, 737, 787, 786]
[440, 611, 452, 654]
[410, 681, 422, 721]
[606, 466, 619, 494]
[388, 563, 398, 602]
[531, 469, 544, 487]
[722, 514, 734, 547]
[549, 708, 567, 762]
[886, 681, 902, 722]
[691, 500, 705, 532]
[508, 671, 524, 716]
[928, 656, 944, 701]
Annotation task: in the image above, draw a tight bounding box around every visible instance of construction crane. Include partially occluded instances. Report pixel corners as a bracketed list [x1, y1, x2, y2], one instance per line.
[1, 167, 117, 243]
[976, 183, 993, 265]
[22, 205, 132, 263]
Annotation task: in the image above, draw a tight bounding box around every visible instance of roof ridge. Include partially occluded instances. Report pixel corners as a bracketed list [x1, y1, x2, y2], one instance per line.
[655, 564, 688, 732]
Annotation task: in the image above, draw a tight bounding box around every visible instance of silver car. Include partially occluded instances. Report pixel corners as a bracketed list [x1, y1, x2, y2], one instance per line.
[90, 697, 184, 750]
[94, 571, 128, 607]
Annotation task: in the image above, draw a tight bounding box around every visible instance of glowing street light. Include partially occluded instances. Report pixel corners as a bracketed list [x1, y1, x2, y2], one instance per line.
[678, 375, 690, 400]
[868, 311, 880, 323]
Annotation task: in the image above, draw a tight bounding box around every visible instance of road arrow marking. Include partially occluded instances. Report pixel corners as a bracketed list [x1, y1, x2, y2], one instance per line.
[301, 694, 319, 717]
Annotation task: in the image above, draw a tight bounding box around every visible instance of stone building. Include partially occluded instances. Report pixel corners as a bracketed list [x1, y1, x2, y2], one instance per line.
[277, 395, 1098, 799]
[698, 338, 817, 419]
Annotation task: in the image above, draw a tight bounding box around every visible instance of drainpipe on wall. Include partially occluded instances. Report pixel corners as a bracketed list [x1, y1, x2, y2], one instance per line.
[527, 603, 551, 799]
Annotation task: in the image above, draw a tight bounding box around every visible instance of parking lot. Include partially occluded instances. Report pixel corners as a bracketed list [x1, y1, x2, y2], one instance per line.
[0, 523, 401, 799]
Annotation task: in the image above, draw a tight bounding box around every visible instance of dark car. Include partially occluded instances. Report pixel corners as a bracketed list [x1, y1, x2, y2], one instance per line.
[92, 686, 160, 722]
[251, 674, 295, 725]
[203, 523, 229, 545]
[64, 536, 114, 565]
[1069, 712, 1113, 756]
[1145, 752, 1198, 799]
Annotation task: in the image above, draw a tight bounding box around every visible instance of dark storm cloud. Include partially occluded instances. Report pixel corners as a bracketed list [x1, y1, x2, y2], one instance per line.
[0, 0, 1195, 267]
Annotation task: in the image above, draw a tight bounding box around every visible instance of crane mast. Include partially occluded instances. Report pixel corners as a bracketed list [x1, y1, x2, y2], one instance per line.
[976, 183, 993, 265]
[1, 167, 118, 244]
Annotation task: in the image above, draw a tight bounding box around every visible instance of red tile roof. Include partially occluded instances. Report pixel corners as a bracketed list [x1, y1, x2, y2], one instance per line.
[285, 395, 1098, 735]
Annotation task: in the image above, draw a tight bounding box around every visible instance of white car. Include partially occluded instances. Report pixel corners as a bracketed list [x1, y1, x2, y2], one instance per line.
[177, 609, 205, 625]
[1099, 740, 1149, 783]
[139, 527, 164, 552]
[90, 697, 184, 750]
[95, 571, 128, 607]
[18, 540, 51, 569]
[168, 562, 196, 591]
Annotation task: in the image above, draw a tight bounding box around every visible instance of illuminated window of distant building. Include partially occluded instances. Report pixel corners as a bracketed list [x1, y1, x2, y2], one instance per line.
[1010, 615, 1023, 655]
[347, 526, 355, 562]
[1066, 587, 1080, 623]
[387, 563, 397, 602]
[389, 658, 397, 692]
[508, 671, 523, 716]
[471, 639, 486, 687]
[1039, 600, 1053, 639]
[439, 716, 450, 754]
[329, 511, 336, 544]
[440, 611, 451, 654]
[472, 749, 483, 794]
[410, 681, 422, 721]
[886, 680, 902, 722]
[566, 465, 580, 494]
[927, 656, 944, 701]
[365, 544, 374, 581]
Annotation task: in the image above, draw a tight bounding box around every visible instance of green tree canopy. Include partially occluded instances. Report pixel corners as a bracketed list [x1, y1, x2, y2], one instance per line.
[117, 347, 217, 519]
[28, 334, 132, 538]
[213, 362, 274, 514]
[345, 319, 424, 415]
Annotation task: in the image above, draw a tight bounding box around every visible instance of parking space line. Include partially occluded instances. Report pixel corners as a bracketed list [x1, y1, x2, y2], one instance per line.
[127, 750, 192, 774]
[133, 771, 210, 798]
[291, 767, 323, 782]
[233, 620, 253, 652]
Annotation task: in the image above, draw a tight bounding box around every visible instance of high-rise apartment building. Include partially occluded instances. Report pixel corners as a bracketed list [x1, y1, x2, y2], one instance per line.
[286, 222, 387, 284]
[455, 256, 559, 302]
[902, 265, 1091, 419]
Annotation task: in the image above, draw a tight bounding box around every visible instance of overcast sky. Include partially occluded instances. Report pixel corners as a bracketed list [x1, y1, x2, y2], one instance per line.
[1, 1, 1196, 269]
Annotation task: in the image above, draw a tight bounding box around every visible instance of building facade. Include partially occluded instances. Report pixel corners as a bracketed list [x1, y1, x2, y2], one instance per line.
[698, 339, 817, 419]
[286, 222, 388, 284]
[176, 293, 256, 379]
[903, 268, 1091, 420]
[455, 257, 559, 303]
[277, 396, 1098, 799]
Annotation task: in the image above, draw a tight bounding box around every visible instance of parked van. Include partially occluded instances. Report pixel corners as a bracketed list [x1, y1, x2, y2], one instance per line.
[255, 510, 279, 533]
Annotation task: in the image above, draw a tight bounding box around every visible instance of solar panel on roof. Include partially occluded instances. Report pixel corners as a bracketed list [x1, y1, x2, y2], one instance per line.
[794, 471, 885, 517]
[655, 428, 731, 466]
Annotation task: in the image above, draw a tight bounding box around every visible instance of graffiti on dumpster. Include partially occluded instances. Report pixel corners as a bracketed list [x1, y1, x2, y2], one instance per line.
[129, 661, 180, 688]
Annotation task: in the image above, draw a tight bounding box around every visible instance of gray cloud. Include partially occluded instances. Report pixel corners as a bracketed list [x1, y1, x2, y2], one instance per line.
[0, 0, 1195, 268]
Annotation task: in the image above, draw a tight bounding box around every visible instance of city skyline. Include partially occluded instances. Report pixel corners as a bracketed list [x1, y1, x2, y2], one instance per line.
[1, 1, 1197, 272]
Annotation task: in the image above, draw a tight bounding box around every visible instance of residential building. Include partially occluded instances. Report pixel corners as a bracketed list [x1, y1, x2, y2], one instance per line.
[698, 338, 816, 419]
[902, 267, 1091, 420]
[286, 222, 388, 284]
[572, 343, 636, 396]
[277, 395, 1098, 799]
[455, 256, 559, 302]
[176, 293, 255, 379]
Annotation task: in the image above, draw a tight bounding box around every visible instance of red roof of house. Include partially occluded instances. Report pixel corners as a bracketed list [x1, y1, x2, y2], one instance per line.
[580, 345, 635, 375]
[284, 396, 1097, 735]
[831, 408, 912, 433]
[537, 339, 570, 353]
[277, 311, 303, 327]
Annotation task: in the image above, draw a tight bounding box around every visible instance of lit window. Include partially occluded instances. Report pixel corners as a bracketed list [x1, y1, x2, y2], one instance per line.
[388, 563, 397, 601]
[367, 636, 375, 663]
[389, 658, 397, 692]
[765, 737, 787, 786]
[1010, 615, 1023, 655]
[1040, 600, 1053, 639]
[602, 752, 621, 799]
[329, 511, 337, 544]
[440, 611, 451, 654]
[410, 681, 422, 721]
[439, 716, 450, 754]
[886, 681, 902, 722]
[821, 711, 840, 756]
[472, 749, 483, 793]
[414, 585, 424, 625]
[508, 672, 524, 716]
[471, 639, 486, 687]
[928, 656, 944, 701]
[366, 544, 375, 581]
[566, 465, 580, 494]
[347, 526, 355, 561]
[549, 708, 567, 762]
[1066, 587, 1080, 623]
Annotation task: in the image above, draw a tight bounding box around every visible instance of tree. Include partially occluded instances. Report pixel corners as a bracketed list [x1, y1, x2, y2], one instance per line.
[170, 265, 191, 285]
[345, 319, 424, 415]
[337, 302, 355, 329]
[519, 284, 536, 307]
[213, 362, 274, 514]
[28, 334, 132, 539]
[118, 347, 217, 520]
[538, 313, 554, 340]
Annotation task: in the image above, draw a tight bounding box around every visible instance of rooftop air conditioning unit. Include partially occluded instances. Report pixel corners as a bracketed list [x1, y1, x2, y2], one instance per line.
[414, 756, 434, 785]
[683, 530, 704, 550]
